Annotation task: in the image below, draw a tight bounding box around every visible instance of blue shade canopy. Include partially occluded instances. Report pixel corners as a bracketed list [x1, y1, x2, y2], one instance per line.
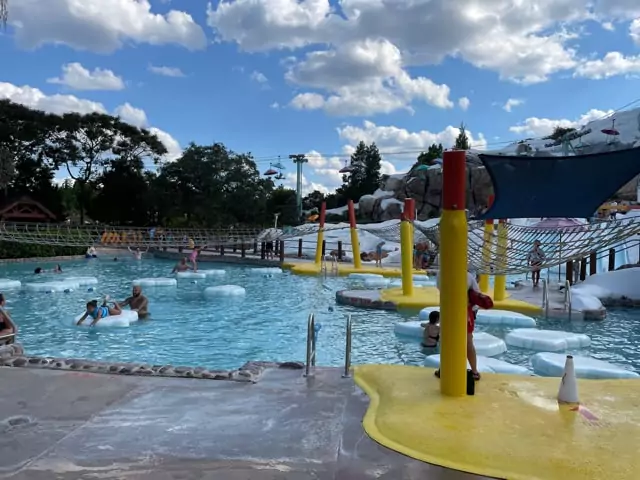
[476, 147, 640, 220]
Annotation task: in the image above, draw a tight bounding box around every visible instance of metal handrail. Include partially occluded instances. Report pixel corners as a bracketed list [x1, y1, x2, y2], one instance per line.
[342, 315, 352, 378]
[304, 313, 317, 377]
[0, 332, 16, 344]
[564, 280, 572, 318]
[542, 279, 549, 318]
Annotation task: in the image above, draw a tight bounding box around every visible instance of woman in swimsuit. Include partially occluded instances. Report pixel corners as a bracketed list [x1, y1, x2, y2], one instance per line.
[420, 311, 440, 348]
[527, 240, 546, 287]
[77, 298, 122, 326]
[0, 294, 17, 343]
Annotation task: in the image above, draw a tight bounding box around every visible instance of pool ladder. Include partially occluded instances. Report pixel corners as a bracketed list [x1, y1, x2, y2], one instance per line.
[321, 255, 338, 277]
[541, 279, 572, 319]
[304, 313, 352, 378]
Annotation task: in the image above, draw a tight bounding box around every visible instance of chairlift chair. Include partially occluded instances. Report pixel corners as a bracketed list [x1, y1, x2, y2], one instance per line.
[339, 160, 353, 174]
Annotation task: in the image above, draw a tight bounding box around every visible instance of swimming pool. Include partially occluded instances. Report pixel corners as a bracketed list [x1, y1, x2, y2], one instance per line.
[3, 257, 640, 373]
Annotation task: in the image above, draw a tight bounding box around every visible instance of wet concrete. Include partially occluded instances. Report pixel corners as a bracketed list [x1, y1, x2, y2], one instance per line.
[0, 366, 487, 479]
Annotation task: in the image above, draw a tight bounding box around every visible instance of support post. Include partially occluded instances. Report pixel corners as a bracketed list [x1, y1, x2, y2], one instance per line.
[493, 220, 508, 301]
[298, 238, 303, 258]
[439, 150, 468, 398]
[241, 243, 246, 258]
[401, 198, 415, 297]
[253, 241, 258, 255]
[348, 200, 362, 269]
[261, 242, 266, 260]
[220, 245, 225, 256]
[478, 195, 494, 293]
[314, 202, 326, 265]
[608, 248, 615, 271]
[279, 240, 285, 262]
[580, 258, 587, 281]
[338, 241, 343, 260]
[589, 251, 597, 275]
[565, 261, 573, 285]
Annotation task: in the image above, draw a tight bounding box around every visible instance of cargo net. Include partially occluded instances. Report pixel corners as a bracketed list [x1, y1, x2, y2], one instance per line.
[468, 218, 640, 275]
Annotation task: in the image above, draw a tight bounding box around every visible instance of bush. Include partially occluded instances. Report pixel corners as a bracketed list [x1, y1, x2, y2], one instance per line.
[0, 241, 85, 259]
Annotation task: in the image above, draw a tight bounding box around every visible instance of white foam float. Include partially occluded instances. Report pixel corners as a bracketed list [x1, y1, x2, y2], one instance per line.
[63, 276, 98, 286]
[132, 278, 177, 287]
[388, 279, 436, 288]
[24, 281, 81, 293]
[393, 322, 506, 357]
[0, 279, 21, 289]
[418, 307, 536, 328]
[505, 329, 591, 352]
[348, 273, 383, 280]
[364, 277, 390, 288]
[249, 267, 282, 274]
[413, 274, 430, 282]
[200, 269, 226, 276]
[204, 285, 246, 297]
[531, 353, 639, 379]
[424, 354, 531, 376]
[73, 309, 138, 328]
[175, 271, 207, 279]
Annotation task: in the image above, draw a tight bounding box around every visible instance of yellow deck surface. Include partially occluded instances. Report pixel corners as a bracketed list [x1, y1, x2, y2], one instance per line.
[355, 364, 640, 480]
[379, 286, 542, 315]
[283, 261, 427, 278]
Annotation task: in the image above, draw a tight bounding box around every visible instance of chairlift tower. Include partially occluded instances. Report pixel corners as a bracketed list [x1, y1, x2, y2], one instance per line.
[289, 154, 308, 221]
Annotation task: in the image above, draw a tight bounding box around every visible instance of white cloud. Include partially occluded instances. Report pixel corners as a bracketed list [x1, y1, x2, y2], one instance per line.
[602, 21, 615, 31]
[574, 51, 640, 79]
[250, 70, 269, 84]
[114, 103, 148, 128]
[631, 18, 640, 45]
[458, 97, 470, 111]
[10, 0, 206, 53]
[282, 172, 332, 196]
[337, 121, 488, 164]
[47, 62, 125, 91]
[148, 65, 185, 77]
[509, 108, 614, 136]
[286, 38, 452, 116]
[270, 102, 280, 109]
[0, 81, 182, 161]
[207, 0, 640, 87]
[503, 98, 524, 112]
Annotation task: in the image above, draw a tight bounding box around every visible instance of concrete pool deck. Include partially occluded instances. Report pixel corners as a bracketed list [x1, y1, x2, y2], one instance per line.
[1, 366, 486, 480]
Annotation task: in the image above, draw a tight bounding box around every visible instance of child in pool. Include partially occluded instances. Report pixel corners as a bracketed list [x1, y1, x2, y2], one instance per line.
[420, 311, 440, 348]
[77, 297, 122, 326]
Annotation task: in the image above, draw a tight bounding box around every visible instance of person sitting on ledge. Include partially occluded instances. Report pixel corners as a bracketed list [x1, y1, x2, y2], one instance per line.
[117, 286, 149, 319]
[77, 297, 122, 326]
[0, 293, 17, 344]
[172, 257, 193, 273]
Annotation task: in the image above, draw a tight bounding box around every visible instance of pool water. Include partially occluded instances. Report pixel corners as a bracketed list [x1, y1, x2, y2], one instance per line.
[3, 258, 640, 373]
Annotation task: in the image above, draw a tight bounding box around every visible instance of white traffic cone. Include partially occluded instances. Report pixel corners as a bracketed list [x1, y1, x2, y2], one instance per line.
[557, 355, 579, 404]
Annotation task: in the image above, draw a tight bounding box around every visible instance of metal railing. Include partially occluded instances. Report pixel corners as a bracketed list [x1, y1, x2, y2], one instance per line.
[342, 315, 352, 378]
[304, 313, 317, 377]
[564, 280, 572, 318]
[542, 279, 549, 318]
[0, 332, 16, 345]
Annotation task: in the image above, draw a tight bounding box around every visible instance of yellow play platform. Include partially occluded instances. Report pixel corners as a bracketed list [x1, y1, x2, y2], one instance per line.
[379, 286, 542, 315]
[282, 261, 428, 278]
[355, 364, 640, 480]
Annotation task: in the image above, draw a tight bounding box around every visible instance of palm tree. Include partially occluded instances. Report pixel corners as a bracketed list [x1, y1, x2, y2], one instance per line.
[1, 0, 7, 28]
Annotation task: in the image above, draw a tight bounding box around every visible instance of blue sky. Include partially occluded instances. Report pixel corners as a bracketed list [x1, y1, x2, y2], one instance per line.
[1, 0, 640, 193]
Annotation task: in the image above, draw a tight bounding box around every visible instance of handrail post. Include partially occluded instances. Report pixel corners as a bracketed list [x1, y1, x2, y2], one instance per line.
[542, 279, 549, 318]
[304, 313, 315, 377]
[342, 315, 352, 378]
[565, 279, 572, 319]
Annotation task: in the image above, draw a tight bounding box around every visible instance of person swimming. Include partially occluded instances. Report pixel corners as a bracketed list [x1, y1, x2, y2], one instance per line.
[117, 286, 149, 319]
[53, 264, 62, 273]
[76, 297, 122, 326]
[0, 293, 17, 343]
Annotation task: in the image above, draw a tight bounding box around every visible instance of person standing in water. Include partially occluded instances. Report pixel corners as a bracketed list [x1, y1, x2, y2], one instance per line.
[117, 286, 149, 319]
[189, 245, 207, 272]
[0, 294, 17, 343]
[171, 257, 193, 273]
[375, 241, 385, 267]
[128, 246, 148, 260]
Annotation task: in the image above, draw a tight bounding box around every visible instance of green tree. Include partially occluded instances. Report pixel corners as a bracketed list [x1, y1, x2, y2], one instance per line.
[336, 141, 382, 202]
[416, 143, 443, 166]
[543, 126, 577, 141]
[302, 190, 325, 212]
[454, 123, 470, 150]
[267, 187, 298, 226]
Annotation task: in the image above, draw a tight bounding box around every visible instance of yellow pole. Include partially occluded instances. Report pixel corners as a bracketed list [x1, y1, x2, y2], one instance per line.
[439, 150, 468, 397]
[348, 200, 362, 269]
[400, 198, 415, 296]
[478, 220, 494, 293]
[494, 219, 508, 301]
[314, 202, 326, 265]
